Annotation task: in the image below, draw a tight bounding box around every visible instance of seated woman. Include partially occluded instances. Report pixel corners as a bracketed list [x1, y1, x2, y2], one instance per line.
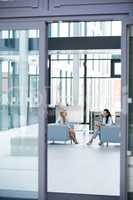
[87, 109, 113, 145]
[56, 109, 78, 144]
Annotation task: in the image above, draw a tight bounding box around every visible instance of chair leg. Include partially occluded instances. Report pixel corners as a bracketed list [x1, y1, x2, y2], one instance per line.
[106, 142, 109, 147]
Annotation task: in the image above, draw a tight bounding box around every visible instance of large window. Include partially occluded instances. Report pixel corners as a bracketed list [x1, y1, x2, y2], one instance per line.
[0, 29, 39, 199]
[49, 21, 122, 38]
[48, 48, 121, 196]
[49, 50, 121, 125]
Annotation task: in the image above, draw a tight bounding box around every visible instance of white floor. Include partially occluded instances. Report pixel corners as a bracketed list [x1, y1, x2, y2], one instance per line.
[48, 132, 120, 195]
[0, 125, 120, 197]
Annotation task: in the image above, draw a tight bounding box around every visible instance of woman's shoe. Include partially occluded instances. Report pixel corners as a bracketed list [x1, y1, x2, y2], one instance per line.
[98, 141, 103, 146]
[87, 140, 93, 145]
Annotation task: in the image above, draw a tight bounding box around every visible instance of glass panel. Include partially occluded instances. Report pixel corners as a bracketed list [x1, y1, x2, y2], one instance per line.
[128, 25, 133, 200]
[0, 29, 39, 198]
[59, 22, 69, 37]
[112, 21, 122, 36]
[48, 49, 121, 196]
[48, 21, 122, 38]
[114, 63, 121, 75]
[50, 23, 58, 38]
[50, 53, 83, 122]
[87, 57, 111, 77]
[87, 78, 121, 126]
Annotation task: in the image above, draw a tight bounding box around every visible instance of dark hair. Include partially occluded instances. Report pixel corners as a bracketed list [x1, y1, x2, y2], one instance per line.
[104, 109, 111, 124]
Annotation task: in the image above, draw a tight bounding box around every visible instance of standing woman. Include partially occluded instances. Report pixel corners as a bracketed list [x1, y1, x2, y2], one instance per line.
[56, 109, 78, 144]
[87, 109, 113, 145]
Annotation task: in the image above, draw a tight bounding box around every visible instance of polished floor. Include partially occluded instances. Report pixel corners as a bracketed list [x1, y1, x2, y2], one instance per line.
[0, 125, 120, 198]
[48, 133, 120, 195]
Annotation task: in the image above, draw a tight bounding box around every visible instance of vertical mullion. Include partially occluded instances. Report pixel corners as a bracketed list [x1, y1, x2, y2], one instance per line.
[8, 60, 12, 128]
[48, 55, 51, 104]
[27, 74, 30, 125]
[39, 21, 48, 200]
[59, 70, 62, 103]
[0, 61, 2, 129]
[70, 72, 73, 105]
[65, 71, 68, 105]
[120, 22, 128, 200]
[83, 54, 87, 124]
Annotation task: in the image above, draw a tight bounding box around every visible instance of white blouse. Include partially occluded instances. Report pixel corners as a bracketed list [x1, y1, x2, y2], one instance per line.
[102, 116, 113, 126]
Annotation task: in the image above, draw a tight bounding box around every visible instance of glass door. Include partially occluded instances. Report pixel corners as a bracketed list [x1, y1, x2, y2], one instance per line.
[48, 21, 121, 200]
[0, 22, 46, 199]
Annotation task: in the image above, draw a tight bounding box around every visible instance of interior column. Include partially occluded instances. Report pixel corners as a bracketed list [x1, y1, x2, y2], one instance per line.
[19, 30, 29, 126]
[73, 23, 80, 106]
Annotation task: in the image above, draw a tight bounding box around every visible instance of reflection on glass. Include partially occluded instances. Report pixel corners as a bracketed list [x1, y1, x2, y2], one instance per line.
[0, 29, 39, 198]
[128, 25, 133, 200]
[48, 49, 121, 196]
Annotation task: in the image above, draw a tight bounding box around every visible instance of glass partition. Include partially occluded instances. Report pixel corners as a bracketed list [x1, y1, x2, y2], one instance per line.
[48, 49, 121, 196]
[0, 29, 39, 198]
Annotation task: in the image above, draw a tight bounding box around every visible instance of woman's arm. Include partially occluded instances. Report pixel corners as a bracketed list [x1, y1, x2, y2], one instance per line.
[56, 117, 61, 124]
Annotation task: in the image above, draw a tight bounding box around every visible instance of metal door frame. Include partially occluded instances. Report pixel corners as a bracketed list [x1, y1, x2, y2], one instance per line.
[121, 17, 133, 200]
[0, 15, 131, 200]
[46, 16, 124, 200]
